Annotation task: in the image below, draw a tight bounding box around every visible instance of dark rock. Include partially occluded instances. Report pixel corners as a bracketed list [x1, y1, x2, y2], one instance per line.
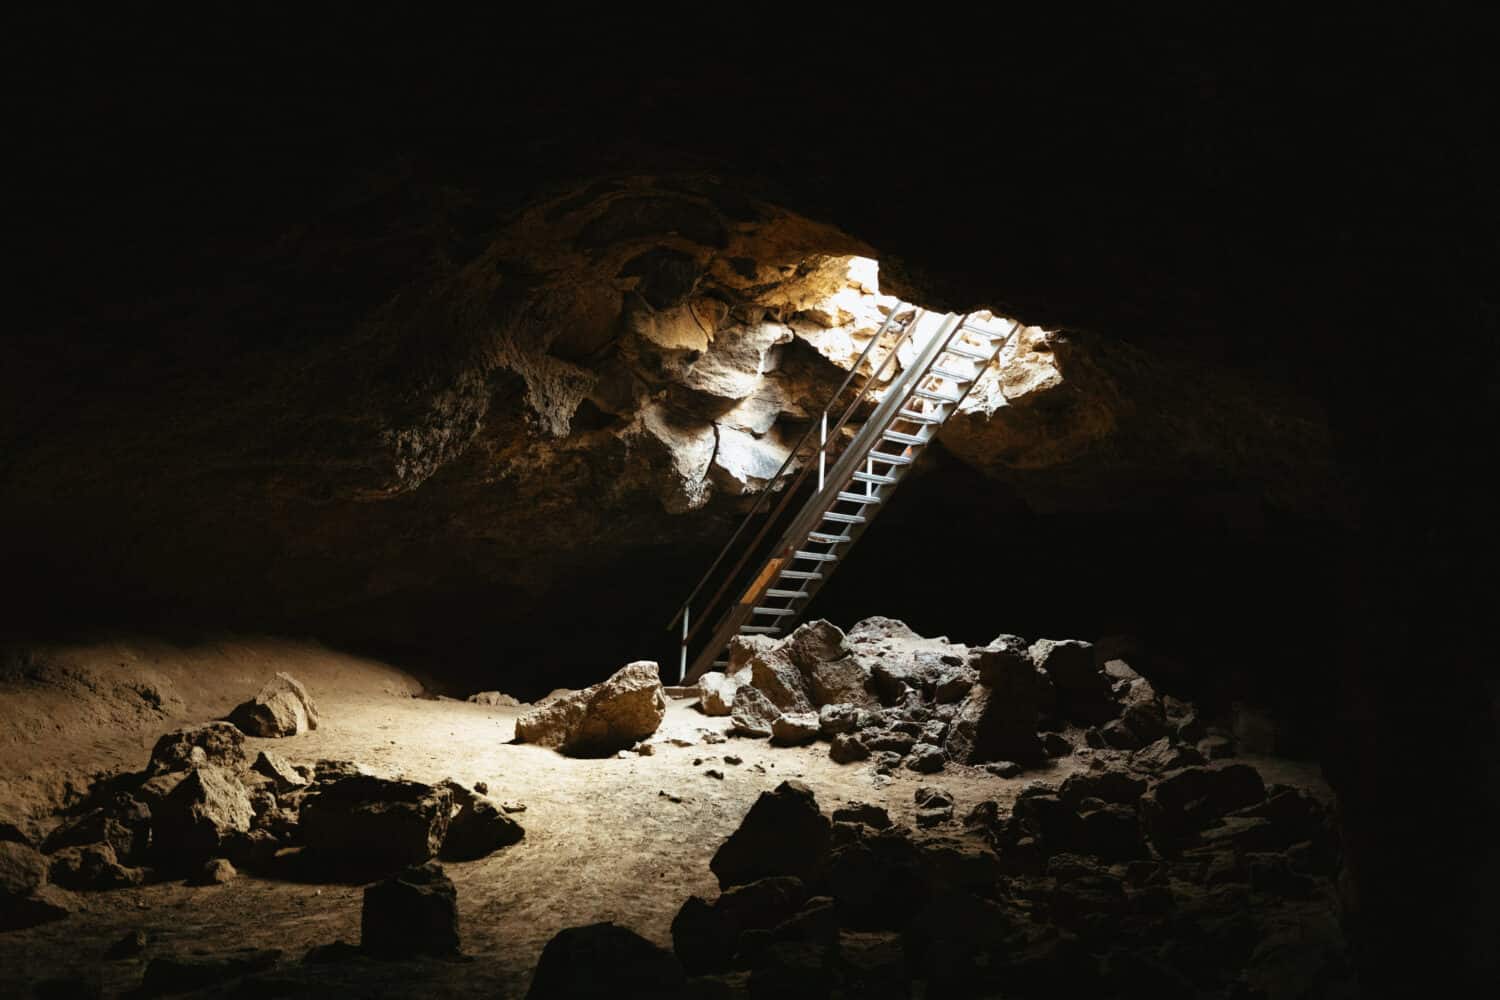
[1075, 805, 1147, 861]
[442, 796, 525, 861]
[312, 759, 370, 782]
[1099, 718, 1143, 750]
[982, 760, 1022, 778]
[301, 775, 453, 872]
[148, 722, 249, 775]
[228, 672, 321, 738]
[1011, 793, 1079, 847]
[106, 929, 149, 959]
[1042, 732, 1073, 757]
[827, 733, 869, 764]
[1140, 764, 1267, 853]
[1198, 735, 1236, 759]
[1, 840, 72, 930]
[904, 743, 945, 773]
[528, 922, 686, 998]
[1162, 695, 1193, 721]
[915, 806, 953, 829]
[730, 685, 779, 739]
[1084, 727, 1106, 749]
[888, 720, 922, 737]
[191, 858, 237, 885]
[918, 719, 947, 745]
[837, 931, 909, 999]
[515, 660, 667, 756]
[816, 703, 858, 737]
[151, 765, 254, 863]
[1175, 712, 1207, 744]
[361, 862, 460, 957]
[864, 731, 916, 755]
[964, 801, 1001, 829]
[1132, 738, 1205, 772]
[942, 665, 1041, 765]
[831, 802, 891, 830]
[914, 786, 953, 810]
[710, 781, 829, 890]
[49, 843, 144, 890]
[1121, 696, 1169, 744]
[43, 795, 152, 866]
[870, 751, 903, 776]
[933, 668, 976, 704]
[705, 769, 725, 780]
[715, 876, 808, 935]
[767, 896, 837, 948]
[138, 950, 281, 996]
[1030, 639, 1116, 725]
[226, 828, 280, 872]
[769, 712, 819, 746]
[826, 834, 927, 930]
[1051, 873, 1129, 930]
[303, 941, 364, 964]
[747, 941, 833, 998]
[251, 750, 310, 793]
[1059, 770, 1148, 807]
[672, 895, 737, 975]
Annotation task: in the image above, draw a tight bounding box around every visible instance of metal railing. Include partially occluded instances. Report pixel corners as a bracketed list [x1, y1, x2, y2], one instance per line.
[665, 305, 929, 678]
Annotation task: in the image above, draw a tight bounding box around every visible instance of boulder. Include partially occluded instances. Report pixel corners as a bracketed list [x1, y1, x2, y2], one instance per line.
[710, 781, 830, 890]
[730, 684, 779, 738]
[301, 776, 453, 871]
[1059, 770, 1147, 807]
[905, 743, 946, 773]
[942, 675, 1041, 766]
[933, 667, 976, 704]
[468, 691, 522, 707]
[43, 795, 151, 866]
[1029, 639, 1116, 725]
[228, 672, 321, 738]
[671, 895, 736, 975]
[1139, 764, 1267, 852]
[139, 951, 281, 996]
[1099, 719, 1143, 750]
[714, 875, 808, 935]
[1, 841, 72, 930]
[828, 733, 870, 764]
[748, 648, 815, 714]
[866, 731, 916, 755]
[817, 703, 859, 737]
[361, 862, 460, 957]
[801, 655, 877, 708]
[251, 750, 310, 793]
[967, 635, 1030, 686]
[1074, 805, 1147, 861]
[192, 858, 237, 886]
[48, 842, 144, 890]
[149, 722, 249, 775]
[515, 660, 667, 756]
[1041, 732, 1073, 757]
[770, 712, 820, 746]
[441, 796, 525, 861]
[151, 766, 254, 862]
[1132, 738, 1205, 773]
[697, 672, 741, 716]
[831, 803, 891, 830]
[528, 922, 685, 999]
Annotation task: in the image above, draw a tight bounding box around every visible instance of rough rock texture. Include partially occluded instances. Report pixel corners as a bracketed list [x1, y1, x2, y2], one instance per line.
[729, 685, 779, 738]
[943, 655, 1042, 765]
[710, 781, 830, 890]
[769, 712, 819, 747]
[361, 863, 461, 957]
[148, 723, 250, 775]
[696, 671, 740, 717]
[228, 672, 321, 737]
[468, 691, 522, 707]
[151, 765, 254, 862]
[514, 661, 666, 756]
[300, 776, 454, 871]
[528, 922, 685, 999]
[441, 796, 525, 861]
[1, 841, 71, 931]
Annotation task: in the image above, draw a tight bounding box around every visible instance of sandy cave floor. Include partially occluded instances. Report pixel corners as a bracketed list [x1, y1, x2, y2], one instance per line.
[0, 644, 1330, 998]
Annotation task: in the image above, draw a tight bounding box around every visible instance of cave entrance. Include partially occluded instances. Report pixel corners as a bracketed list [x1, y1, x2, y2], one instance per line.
[667, 276, 1022, 683]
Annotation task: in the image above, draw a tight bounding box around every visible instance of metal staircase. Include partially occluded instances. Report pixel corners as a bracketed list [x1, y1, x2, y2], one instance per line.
[666, 306, 1021, 684]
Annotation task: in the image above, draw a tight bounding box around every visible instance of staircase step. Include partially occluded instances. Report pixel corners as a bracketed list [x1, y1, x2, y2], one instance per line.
[866, 451, 915, 466]
[913, 387, 963, 403]
[793, 550, 840, 561]
[896, 408, 943, 424]
[740, 625, 782, 634]
[822, 511, 868, 524]
[765, 588, 809, 599]
[753, 606, 795, 616]
[779, 570, 823, 580]
[882, 429, 928, 446]
[943, 342, 993, 361]
[835, 491, 880, 505]
[962, 323, 1010, 340]
[852, 470, 900, 486]
[929, 364, 974, 382]
[807, 531, 851, 544]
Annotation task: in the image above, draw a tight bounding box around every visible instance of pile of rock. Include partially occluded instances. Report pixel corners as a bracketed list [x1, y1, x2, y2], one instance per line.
[524, 756, 1347, 996]
[698, 617, 1251, 778]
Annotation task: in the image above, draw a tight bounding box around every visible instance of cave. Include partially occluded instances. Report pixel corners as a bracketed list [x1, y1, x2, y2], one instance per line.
[2, 11, 1493, 998]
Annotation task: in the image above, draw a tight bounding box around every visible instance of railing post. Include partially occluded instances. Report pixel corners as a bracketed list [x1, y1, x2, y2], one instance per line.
[680, 606, 690, 683]
[818, 412, 827, 491]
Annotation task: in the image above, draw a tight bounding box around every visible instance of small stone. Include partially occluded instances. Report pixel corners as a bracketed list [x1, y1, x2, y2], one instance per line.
[701, 731, 728, 745]
[724, 755, 743, 766]
[828, 733, 870, 765]
[193, 858, 237, 886]
[500, 800, 526, 814]
[473, 781, 489, 795]
[916, 806, 954, 829]
[817, 703, 860, 737]
[905, 743, 946, 773]
[983, 760, 1022, 778]
[705, 769, 725, 780]
[731, 685, 780, 738]
[659, 791, 684, 804]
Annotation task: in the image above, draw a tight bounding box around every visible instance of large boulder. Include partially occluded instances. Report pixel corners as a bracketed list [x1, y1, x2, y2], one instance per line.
[671, 895, 737, 975]
[528, 922, 686, 999]
[151, 765, 254, 863]
[301, 776, 453, 871]
[228, 671, 321, 738]
[710, 780, 830, 889]
[515, 660, 667, 757]
[697, 671, 741, 716]
[48, 842, 145, 890]
[148, 722, 250, 775]
[730, 684, 780, 738]
[1, 841, 72, 930]
[441, 796, 525, 861]
[1139, 763, 1267, 853]
[748, 647, 816, 714]
[942, 653, 1041, 765]
[1030, 639, 1116, 725]
[361, 862, 460, 957]
[43, 794, 151, 866]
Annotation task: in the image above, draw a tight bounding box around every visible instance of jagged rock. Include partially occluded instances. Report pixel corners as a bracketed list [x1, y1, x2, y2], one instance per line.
[468, 691, 522, 707]
[838, 930, 909, 997]
[228, 671, 321, 738]
[846, 616, 920, 643]
[770, 712, 820, 746]
[933, 667, 976, 704]
[726, 634, 776, 672]
[1030, 639, 1116, 725]
[1139, 764, 1267, 853]
[313, 759, 371, 782]
[1042, 732, 1073, 757]
[715, 875, 808, 936]
[139, 951, 281, 996]
[48, 842, 144, 890]
[151, 766, 254, 862]
[1102, 659, 1141, 683]
[871, 751, 903, 776]
[710, 781, 829, 890]
[251, 750, 309, 793]
[1, 841, 72, 930]
[828, 733, 869, 764]
[730, 684, 779, 738]
[361, 862, 460, 957]
[149, 722, 249, 775]
[748, 940, 835, 996]
[672, 895, 736, 975]
[1133, 738, 1205, 772]
[1059, 770, 1147, 807]
[967, 634, 1030, 685]
[697, 672, 741, 716]
[192, 858, 237, 885]
[942, 662, 1041, 765]
[1099, 718, 1143, 750]
[982, 760, 1022, 778]
[1120, 693, 1169, 743]
[1075, 805, 1147, 861]
[905, 743, 946, 773]
[915, 786, 954, 810]
[442, 796, 525, 861]
[817, 703, 859, 736]
[919, 719, 948, 744]
[43, 795, 151, 866]
[801, 655, 877, 709]
[865, 731, 916, 754]
[301, 776, 453, 870]
[831, 802, 891, 830]
[226, 828, 280, 872]
[515, 660, 667, 756]
[528, 922, 685, 999]
[748, 648, 815, 714]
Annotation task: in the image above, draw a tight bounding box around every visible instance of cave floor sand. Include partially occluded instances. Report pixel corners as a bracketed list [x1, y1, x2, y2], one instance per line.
[0, 661, 1329, 998]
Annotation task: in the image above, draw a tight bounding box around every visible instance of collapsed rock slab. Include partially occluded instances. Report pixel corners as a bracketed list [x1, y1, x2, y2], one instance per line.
[730, 684, 779, 738]
[442, 797, 525, 861]
[301, 776, 453, 870]
[149, 722, 249, 775]
[43, 795, 151, 866]
[1, 841, 72, 930]
[528, 922, 685, 999]
[697, 671, 741, 716]
[1030, 639, 1116, 725]
[361, 862, 460, 957]
[251, 750, 310, 793]
[151, 766, 254, 862]
[943, 659, 1041, 766]
[770, 712, 820, 746]
[515, 660, 667, 757]
[710, 780, 830, 890]
[228, 672, 321, 738]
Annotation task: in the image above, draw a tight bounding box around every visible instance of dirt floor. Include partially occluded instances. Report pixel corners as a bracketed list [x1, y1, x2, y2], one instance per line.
[0, 637, 1331, 997]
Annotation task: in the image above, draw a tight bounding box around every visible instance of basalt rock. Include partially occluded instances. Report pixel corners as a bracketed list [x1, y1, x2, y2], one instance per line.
[228, 672, 321, 738]
[361, 862, 461, 957]
[730, 684, 780, 738]
[528, 922, 685, 999]
[301, 776, 453, 871]
[514, 660, 667, 757]
[770, 711, 820, 746]
[150, 765, 254, 864]
[441, 796, 525, 861]
[1030, 639, 1116, 725]
[696, 671, 741, 716]
[710, 781, 829, 890]
[1, 841, 72, 930]
[148, 722, 250, 775]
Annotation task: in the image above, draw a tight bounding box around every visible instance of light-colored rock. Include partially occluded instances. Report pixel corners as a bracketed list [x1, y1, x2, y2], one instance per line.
[710, 425, 795, 496]
[770, 712, 820, 746]
[152, 765, 254, 858]
[730, 685, 779, 738]
[748, 648, 815, 714]
[149, 722, 250, 775]
[251, 750, 309, 793]
[228, 672, 321, 738]
[468, 691, 522, 707]
[697, 672, 742, 717]
[514, 661, 667, 757]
